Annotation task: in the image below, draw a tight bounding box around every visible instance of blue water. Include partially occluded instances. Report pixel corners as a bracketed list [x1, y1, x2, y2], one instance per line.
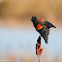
[0, 26, 62, 56]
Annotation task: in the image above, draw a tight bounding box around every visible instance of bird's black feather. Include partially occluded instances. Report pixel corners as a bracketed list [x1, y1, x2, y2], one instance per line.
[44, 21, 56, 29]
[38, 28, 49, 44]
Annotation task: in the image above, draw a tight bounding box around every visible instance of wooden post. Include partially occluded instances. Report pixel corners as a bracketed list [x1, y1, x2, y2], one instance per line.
[36, 36, 43, 62]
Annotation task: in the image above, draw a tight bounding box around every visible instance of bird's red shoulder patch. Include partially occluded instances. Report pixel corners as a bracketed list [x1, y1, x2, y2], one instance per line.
[36, 24, 43, 30]
[39, 19, 44, 21]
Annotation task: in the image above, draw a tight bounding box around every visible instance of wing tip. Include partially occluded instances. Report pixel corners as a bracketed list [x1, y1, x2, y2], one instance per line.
[55, 26, 56, 28]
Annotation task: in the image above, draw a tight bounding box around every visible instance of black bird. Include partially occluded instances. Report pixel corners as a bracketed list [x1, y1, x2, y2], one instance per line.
[31, 16, 56, 44]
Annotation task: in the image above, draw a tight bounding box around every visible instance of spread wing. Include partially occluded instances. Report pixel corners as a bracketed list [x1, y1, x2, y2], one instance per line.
[44, 21, 56, 29]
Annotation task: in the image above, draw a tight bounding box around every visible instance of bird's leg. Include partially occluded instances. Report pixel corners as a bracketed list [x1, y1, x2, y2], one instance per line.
[39, 35, 41, 38]
[37, 35, 41, 44]
[39, 35, 41, 43]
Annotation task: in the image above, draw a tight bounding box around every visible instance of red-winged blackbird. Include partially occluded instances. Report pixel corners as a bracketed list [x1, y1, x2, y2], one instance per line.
[31, 16, 56, 44]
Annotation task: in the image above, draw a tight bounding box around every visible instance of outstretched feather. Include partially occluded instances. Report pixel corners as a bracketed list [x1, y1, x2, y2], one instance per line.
[44, 21, 56, 29]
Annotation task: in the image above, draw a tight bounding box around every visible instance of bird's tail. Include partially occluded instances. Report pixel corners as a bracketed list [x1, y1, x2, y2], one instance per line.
[45, 40, 48, 44]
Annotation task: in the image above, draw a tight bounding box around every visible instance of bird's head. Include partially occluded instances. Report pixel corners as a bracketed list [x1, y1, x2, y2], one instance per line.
[31, 16, 37, 22]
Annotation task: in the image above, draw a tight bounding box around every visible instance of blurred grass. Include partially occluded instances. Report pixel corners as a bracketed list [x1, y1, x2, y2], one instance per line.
[0, 52, 62, 62]
[0, 0, 62, 28]
[0, 0, 62, 17]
